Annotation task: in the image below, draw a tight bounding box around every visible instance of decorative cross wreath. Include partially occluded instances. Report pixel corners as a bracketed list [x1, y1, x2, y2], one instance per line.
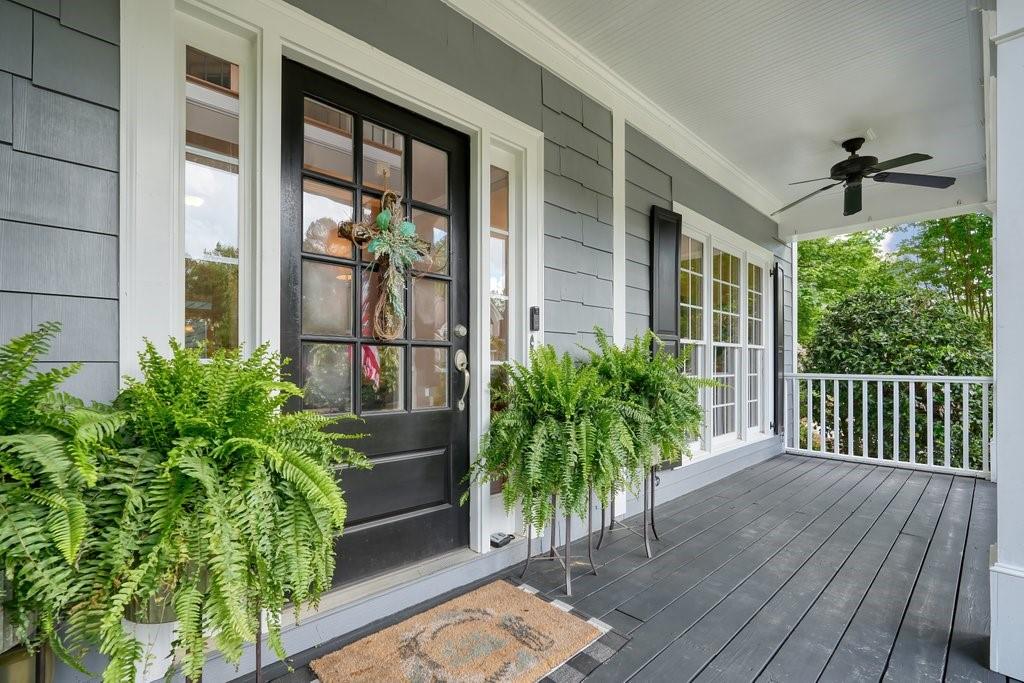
[338, 190, 432, 340]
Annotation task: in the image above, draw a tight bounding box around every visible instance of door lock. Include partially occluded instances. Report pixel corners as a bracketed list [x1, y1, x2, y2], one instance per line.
[454, 324, 468, 338]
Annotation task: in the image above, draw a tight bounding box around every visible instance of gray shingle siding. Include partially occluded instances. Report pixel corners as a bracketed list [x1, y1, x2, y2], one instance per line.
[0, 0, 119, 404]
[539, 71, 614, 357]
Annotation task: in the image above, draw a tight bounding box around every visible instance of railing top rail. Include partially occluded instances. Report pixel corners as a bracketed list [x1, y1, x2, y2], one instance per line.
[786, 372, 993, 383]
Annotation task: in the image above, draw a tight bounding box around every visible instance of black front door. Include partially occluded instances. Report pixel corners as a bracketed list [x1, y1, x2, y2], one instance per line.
[281, 59, 470, 586]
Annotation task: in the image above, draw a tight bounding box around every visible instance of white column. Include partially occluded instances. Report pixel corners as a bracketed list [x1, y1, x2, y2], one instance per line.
[991, 3, 1024, 678]
[612, 108, 627, 348]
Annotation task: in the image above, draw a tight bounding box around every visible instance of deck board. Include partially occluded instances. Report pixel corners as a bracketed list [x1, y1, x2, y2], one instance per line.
[636, 466, 898, 681]
[690, 468, 911, 682]
[945, 479, 1003, 682]
[882, 477, 974, 681]
[256, 454, 1003, 683]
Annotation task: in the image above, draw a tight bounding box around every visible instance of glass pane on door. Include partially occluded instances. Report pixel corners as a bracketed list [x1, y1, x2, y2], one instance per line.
[360, 345, 404, 411]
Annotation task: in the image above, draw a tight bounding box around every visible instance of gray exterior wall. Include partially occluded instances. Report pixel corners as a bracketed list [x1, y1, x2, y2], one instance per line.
[284, 0, 616, 358]
[0, 0, 120, 404]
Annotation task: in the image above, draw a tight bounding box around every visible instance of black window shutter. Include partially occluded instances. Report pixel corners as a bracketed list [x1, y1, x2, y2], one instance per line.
[650, 206, 682, 354]
[773, 262, 785, 435]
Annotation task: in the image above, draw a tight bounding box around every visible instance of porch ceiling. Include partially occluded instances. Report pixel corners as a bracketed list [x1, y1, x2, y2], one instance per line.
[512, 0, 989, 239]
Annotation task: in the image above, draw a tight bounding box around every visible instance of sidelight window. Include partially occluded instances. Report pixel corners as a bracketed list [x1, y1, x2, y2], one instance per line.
[183, 46, 240, 357]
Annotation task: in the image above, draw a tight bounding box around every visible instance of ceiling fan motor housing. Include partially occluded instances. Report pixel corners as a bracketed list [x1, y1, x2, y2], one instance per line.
[831, 137, 877, 181]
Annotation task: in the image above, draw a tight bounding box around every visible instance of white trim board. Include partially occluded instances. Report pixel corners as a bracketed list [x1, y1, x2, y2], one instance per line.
[442, 0, 781, 219]
[120, 0, 546, 595]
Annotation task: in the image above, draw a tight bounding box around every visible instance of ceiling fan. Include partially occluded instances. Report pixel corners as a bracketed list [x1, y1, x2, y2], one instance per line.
[772, 137, 956, 217]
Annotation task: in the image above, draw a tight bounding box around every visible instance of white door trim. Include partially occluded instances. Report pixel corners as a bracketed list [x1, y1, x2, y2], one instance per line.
[120, 0, 546, 555]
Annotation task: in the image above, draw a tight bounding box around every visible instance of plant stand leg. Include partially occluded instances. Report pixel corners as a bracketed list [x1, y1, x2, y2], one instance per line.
[642, 472, 652, 559]
[548, 494, 557, 558]
[255, 609, 263, 683]
[597, 504, 607, 549]
[609, 489, 617, 530]
[650, 467, 660, 541]
[587, 485, 597, 575]
[519, 524, 532, 579]
[564, 511, 572, 597]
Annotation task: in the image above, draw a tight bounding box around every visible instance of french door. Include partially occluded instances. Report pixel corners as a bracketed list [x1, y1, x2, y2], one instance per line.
[280, 59, 470, 586]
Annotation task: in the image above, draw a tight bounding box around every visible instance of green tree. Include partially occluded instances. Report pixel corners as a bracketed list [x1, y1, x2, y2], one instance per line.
[893, 213, 992, 335]
[796, 230, 892, 346]
[803, 285, 991, 469]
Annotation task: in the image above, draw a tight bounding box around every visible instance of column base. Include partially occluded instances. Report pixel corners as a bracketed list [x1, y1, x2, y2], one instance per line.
[991, 560, 1024, 679]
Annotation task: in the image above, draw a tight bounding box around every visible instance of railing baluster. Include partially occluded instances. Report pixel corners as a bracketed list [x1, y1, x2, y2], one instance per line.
[927, 382, 934, 467]
[983, 381, 990, 473]
[877, 380, 884, 459]
[909, 382, 916, 465]
[962, 382, 970, 471]
[833, 379, 840, 455]
[819, 379, 826, 453]
[943, 381, 951, 468]
[861, 380, 868, 458]
[806, 379, 812, 450]
[847, 379, 853, 458]
[893, 381, 899, 462]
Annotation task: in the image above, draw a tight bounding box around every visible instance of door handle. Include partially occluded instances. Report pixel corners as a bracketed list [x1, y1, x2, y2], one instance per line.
[454, 349, 469, 411]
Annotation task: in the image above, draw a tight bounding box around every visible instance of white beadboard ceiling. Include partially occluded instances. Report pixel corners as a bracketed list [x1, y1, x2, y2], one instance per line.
[518, 0, 987, 236]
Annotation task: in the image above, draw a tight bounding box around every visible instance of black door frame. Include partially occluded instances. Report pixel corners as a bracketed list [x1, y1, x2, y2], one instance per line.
[280, 58, 471, 585]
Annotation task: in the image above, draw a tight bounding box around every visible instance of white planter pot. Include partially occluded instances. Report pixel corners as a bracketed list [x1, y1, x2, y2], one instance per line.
[123, 618, 178, 683]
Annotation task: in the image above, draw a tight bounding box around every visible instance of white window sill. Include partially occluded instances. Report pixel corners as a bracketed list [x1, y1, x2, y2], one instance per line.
[673, 431, 778, 469]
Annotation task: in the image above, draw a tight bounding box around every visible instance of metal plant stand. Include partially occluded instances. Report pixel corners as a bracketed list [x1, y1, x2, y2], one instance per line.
[597, 467, 660, 558]
[519, 487, 598, 597]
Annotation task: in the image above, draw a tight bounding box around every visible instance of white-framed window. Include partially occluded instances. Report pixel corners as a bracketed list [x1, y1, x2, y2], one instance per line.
[677, 203, 773, 454]
[183, 45, 243, 357]
[747, 263, 765, 434]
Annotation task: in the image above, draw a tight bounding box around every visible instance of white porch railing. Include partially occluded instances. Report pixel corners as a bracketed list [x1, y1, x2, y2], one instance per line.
[785, 373, 993, 478]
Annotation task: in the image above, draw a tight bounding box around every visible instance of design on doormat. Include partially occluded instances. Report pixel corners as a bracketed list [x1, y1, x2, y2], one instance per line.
[309, 580, 608, 682]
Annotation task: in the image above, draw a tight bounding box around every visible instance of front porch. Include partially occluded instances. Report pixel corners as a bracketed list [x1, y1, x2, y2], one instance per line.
[252, 453, 998, 682]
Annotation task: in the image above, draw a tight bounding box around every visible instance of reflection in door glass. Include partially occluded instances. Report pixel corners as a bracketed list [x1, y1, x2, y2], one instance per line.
[361, 345, 404, 411]
[302, 178, 354, 258]
[412, 278, 449, 341]
[412, 140, 448, 208]
[302, 261, 353, 336]
[303, 98, 353, 182]
[302, 342, 353, 413]
[362, 122, 404, 190]
[412, 347, 448, 409]
[411, 209, 449, 274]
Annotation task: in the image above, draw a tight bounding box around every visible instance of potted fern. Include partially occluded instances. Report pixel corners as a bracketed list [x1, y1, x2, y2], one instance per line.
[585, 327, 709, 483]
[0, 323, 122, 670]
[67, 341, 369, 682]
[465, 344, 632, 533]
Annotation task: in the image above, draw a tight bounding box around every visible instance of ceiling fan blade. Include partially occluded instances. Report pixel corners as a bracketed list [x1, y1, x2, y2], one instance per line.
[788, 177, 833, 185]
[771, 182, 842, 216]
[873, 172, 955, 189]
[843, 183, 862, 216]
[869, 153, 932, 172]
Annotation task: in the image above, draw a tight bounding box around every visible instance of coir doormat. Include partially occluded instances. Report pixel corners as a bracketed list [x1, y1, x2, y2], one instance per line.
[310, 580, 605, 682]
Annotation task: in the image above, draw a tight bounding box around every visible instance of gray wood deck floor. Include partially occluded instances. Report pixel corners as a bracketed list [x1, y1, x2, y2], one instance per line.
[520, 453, 1003, 682]
[257, 453, 1004, 683]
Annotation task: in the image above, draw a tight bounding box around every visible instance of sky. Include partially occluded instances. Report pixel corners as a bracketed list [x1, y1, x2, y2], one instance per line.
[879, 224, 917, 254]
